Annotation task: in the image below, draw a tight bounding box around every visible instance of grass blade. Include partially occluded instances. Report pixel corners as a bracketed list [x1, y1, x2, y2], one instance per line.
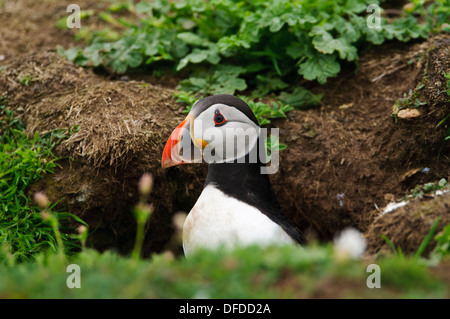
[414, 217, 441, 260]
[381, 235, 398, 255]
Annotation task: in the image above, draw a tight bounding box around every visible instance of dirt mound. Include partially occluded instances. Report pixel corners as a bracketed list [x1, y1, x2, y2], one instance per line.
[366, 192, 450, 256]
[0, 50, 88, 109]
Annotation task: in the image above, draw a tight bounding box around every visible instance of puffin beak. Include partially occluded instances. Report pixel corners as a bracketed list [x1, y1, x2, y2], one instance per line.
[161, 114, 208, 168]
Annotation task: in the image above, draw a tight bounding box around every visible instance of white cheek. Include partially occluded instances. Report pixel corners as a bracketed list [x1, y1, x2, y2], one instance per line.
[202, 127, 224, 164]
[191, 104, 260, 163]
[201, 124, 259, 163]
[193, 109, 215, 142]
[223, 124, 259, 162]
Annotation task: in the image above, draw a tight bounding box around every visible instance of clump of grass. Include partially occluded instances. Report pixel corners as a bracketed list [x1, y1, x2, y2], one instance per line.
[392, 83, 427, 121]
[34, 192, 66, 262]
[381, 217, 441, 260]
[432, 224, 450, 261]
[0, 96, 80, 262]
[18, 75, 33, 86]
[0, 241, 447, 298]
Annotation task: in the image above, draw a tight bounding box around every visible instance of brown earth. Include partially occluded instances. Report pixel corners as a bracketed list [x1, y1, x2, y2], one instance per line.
[0, 0, 449, 258]
[271, 35, 450, 252]
[366, 192, 450, 256]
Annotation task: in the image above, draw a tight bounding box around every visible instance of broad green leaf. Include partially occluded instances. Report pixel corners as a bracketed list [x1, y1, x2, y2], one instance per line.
[177, 77, 208, 93]
[280, 87, 322, 109]
[135, 1, 153, 14]
[177, 32, 209, 47]
[269, 17, 284, 32]
[211, 77, 247, 94]
[298, 53, 340, 84]
[217, 35, 252, 53]
[176, 47, 219, 71]
[286, 42, 311, 60]
[312, 27, 358, 61]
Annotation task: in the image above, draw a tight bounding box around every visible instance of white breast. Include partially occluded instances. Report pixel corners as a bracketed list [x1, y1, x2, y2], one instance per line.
[182, 185, 295, 256]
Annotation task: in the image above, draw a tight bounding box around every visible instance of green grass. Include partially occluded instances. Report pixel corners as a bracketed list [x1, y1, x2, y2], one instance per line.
[381, 217, 441, 260]
[433, 224, 450, 260]
[0, 241, 448, 298]
[0, 97, 81, 262]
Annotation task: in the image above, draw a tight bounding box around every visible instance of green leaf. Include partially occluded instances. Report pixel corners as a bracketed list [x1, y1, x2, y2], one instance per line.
[280, 87, 322, 109]
[343, 0, 370, 14]
[438, 178, 448, 187]
[135, 1, 153, 14]
[252, 74, 289, 97]
[311, 27, 357, 61]
[177, 32, 209, 47]
[217, 35, 252, 53]
[210, 65, 247, 94]
[176, 47, 220, 71]
[60, 47, 83, 61]
[286, 40, 312, 60]
[211, 77, 247, 94]
[298, 53, 340, 84]
[269, 17, 284, 32]
[177, 77, 208, 93]
[334, 16, 361, 43]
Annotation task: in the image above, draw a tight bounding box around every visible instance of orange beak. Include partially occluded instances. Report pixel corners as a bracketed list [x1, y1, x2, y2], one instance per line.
[161, 116, 190, 169]
[162, 114, 209, 169]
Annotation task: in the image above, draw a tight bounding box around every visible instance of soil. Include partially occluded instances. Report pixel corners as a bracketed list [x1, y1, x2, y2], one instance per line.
[366, 192, 450, 256]
[271, 35, 450, 250]
[1, 0, 449, 264]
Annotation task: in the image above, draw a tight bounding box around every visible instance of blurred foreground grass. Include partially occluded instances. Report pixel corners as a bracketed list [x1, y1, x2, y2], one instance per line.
[0, 243, 448, 299]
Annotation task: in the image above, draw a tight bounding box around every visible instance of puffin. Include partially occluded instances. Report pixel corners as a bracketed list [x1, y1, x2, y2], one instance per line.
[161, 94, 304, 256]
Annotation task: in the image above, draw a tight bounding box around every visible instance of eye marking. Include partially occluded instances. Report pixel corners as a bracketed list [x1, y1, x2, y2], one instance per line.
[214, 110, 227, 126]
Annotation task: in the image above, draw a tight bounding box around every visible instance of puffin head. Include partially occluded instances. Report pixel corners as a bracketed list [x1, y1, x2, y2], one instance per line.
[161, 94, 262, 168]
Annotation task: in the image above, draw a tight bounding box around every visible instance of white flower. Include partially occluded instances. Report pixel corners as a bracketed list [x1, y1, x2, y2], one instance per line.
[334, 228, 367, 260]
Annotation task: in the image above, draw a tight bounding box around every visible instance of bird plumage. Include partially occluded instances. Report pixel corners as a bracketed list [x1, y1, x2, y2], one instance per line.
[162, 94, 304, 255]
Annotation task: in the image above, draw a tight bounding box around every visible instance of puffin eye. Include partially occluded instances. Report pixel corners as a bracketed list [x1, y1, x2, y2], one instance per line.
[214, 110, 227, 126]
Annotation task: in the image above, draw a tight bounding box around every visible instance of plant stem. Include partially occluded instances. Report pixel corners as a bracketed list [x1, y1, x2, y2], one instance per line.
[132, 219, 146, 261]
[131, 203, 152, 261]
